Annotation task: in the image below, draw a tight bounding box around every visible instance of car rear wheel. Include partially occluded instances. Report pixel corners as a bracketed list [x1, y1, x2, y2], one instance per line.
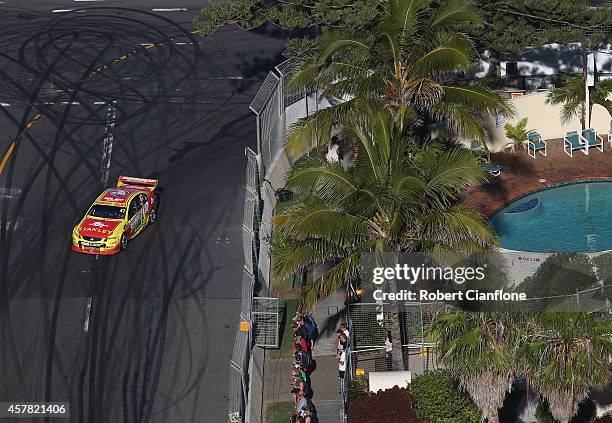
[120, 233, 127, 251]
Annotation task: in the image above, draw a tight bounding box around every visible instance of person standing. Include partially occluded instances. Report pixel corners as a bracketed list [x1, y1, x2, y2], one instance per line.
[384, 331, 393, 371]
[337, 349, 346, 394]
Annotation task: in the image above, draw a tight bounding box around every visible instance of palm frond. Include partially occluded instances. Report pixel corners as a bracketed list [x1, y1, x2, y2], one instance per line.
[430, 0, 482, 29]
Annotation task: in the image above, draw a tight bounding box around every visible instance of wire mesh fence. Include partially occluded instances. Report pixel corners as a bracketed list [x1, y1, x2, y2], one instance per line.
[249, 72, 282, 174]
[252, 297, 280, 347]
[242, 148, 260, 276]
[257, 189, 274, 288]
[231, 59, 328, 423]
[229, 328, 251, 422]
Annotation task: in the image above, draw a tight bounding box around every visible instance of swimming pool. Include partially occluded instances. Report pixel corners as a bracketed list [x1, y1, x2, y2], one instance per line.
[490, 181, 612, 252]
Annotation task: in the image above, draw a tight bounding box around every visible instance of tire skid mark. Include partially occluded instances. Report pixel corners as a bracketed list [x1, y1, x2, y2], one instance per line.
[0, 8, 230, 421]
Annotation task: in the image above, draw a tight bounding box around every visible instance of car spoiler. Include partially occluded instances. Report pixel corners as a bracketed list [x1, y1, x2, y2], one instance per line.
[116, 176, 158, 191]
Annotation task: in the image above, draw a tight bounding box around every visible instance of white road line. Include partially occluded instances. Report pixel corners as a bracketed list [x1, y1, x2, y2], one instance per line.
[210, 76, 244, 80]
[73, 0, 104, 2]
[151, 8, 187, 12]
[93, 101, 106, 105]
[60, 101, 81, 105]
[83, 296, 92, 333]
[100, 102, 117, 188]
[0, 103, 11, 107]
[51, 9, 86, 12]
[0, 188, 21, 199]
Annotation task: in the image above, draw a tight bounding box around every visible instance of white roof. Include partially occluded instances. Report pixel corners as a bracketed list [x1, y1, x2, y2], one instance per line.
[500, 43, 612, 77]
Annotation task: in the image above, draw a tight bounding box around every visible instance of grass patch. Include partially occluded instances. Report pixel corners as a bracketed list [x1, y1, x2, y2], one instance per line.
[266, 401, 294, 423]
[267, 299, 298, 359]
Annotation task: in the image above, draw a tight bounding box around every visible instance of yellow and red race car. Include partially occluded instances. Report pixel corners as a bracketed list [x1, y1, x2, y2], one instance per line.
[72, 176, 158, 255]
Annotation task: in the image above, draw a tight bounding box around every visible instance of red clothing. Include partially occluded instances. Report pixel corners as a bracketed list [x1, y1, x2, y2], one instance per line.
[297, 338, 310, 354]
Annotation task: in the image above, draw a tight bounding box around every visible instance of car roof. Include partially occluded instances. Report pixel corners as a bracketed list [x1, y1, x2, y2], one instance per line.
[94, 187, 145, 207]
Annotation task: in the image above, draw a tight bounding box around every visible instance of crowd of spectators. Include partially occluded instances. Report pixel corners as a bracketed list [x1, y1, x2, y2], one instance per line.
[288, 312, 352, 423]
[289, 312, 318, 423]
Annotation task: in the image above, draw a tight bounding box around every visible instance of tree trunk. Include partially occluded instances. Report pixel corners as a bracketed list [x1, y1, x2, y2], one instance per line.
[388, 278, 404, 371]
[488, 410, 500, 423]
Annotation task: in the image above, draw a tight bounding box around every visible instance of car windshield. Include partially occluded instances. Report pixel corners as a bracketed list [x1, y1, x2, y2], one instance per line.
[88, 204, 125, 219]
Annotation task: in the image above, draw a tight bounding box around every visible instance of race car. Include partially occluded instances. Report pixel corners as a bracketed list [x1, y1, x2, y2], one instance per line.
[72, 176, 158, 255]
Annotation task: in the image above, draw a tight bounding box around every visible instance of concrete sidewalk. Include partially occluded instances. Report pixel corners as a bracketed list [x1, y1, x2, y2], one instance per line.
[263, 289, 347, 423]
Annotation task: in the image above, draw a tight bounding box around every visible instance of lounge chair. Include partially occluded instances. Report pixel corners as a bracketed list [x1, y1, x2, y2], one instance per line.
[581, 128, 603, 154]
[564, 131, 587, 157]
[608, 120, 611, 148]
[527, 130, 547, 158]
[476, 155, 502, 177]
[483, 163, 503, 177]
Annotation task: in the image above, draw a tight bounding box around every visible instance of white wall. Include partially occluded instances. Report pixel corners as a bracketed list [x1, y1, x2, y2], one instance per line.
[485, 91, 612, 152]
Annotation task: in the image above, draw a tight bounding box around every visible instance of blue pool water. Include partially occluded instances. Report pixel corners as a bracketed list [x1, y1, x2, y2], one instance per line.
[490, 182, 612, 252]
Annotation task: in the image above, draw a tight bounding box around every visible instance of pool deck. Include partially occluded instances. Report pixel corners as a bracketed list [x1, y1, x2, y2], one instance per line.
[465, 135, 612, 216]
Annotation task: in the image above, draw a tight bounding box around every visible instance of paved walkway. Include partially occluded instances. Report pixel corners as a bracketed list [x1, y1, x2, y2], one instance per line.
[465, 135, 612, 216]
[263, 289, 346, 423]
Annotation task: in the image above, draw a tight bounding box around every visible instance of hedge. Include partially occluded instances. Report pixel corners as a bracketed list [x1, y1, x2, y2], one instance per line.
[409, 370, 481, 423]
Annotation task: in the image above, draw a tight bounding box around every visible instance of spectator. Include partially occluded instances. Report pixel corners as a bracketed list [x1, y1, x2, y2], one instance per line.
[302, 405, 318, 423]
[384, 330, 393, 371]
[295, 392, 309, 414]
[294, 319, 309, 341]
[302, 314, 318, 350]
[337, 331, 348, 353]
[340, 323, 350, 340]
[295, 336, 310, 354]
[325, 143, 339, 163]
[337, 349, 346, 393]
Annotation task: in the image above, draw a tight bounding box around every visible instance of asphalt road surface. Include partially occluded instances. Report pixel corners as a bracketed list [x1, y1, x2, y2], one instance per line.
[0, 2, 284, 422]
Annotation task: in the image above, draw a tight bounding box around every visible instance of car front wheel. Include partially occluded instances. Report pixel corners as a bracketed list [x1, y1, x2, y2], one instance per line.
[120, 233, 127, 251]
[149, 207, 156, 224]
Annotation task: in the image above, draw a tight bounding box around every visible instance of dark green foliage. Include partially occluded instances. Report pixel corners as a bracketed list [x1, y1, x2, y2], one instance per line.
[593, 252, 612, 286]
[535, 398, 597, 423]
[347, 377, 369, 403]
[472, 0, 611, 55]
[520, 253, 598, 299]
[196, 0, 384, 41]
[197, 0, 611, 59]
[410, 370, 481, 423]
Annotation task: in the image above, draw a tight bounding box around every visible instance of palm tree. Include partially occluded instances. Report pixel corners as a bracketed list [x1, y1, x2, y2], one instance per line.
[272, 106, 497, 310]
[520, 312, 612, 423]
[284, 0, 513, 156]
[546, 75, 612, 130]
[504, 117, 531, 153]
[430, 312, 518, 423]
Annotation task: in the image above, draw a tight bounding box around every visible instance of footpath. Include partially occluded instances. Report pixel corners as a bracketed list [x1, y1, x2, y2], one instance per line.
[263, 289, 346, 423]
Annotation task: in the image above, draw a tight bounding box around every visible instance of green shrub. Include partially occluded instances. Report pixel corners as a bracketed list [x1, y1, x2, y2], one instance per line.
[409, 370, 481, 423]
[593, 252, 612, 286]
[348, 377, 369, 403]
[523, 253, 597, 295]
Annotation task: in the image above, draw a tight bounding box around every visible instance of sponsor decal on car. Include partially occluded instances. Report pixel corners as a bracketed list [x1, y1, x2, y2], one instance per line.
[109, 189, 128, 197]
[90, 221, 108, 228]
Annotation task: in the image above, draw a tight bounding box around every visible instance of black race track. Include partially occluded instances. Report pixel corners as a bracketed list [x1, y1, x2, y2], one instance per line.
[0, 3, 284, 422]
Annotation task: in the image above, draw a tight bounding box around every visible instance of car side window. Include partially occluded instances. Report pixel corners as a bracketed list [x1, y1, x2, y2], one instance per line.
[128, 198, 139, 219]
[139, 194, 148, 208]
